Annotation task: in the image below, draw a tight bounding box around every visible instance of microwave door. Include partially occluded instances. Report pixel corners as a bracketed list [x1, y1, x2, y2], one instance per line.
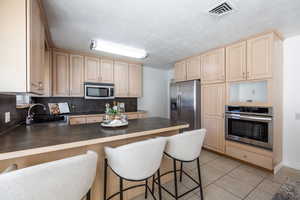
[85, 86, 112, 99]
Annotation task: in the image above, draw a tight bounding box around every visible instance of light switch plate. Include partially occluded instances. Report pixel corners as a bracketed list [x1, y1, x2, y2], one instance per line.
[5, 112, 10, 123]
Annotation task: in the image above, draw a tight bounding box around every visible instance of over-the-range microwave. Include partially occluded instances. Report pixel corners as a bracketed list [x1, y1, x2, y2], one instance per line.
[84, 82, 115, 99]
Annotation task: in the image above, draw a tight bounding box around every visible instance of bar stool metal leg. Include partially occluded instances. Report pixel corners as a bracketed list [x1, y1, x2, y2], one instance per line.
[86, 190, 91, 200]
[157, 169, 162, 200]
[104, 159, 108, 200]
[173, 159, 178, 200]
[197, 158, 204, 199]
[152, 174, 155, 194]
[180, 162, 183, 182]
[120, 177, 124, 200]
[145, 179, 148, 199]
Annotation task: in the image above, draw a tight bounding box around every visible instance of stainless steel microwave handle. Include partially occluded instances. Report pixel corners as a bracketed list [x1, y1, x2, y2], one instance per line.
[227, 114, 272, 122]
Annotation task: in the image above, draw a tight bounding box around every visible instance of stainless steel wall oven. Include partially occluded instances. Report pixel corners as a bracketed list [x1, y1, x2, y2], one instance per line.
[225, 106, 273, 150]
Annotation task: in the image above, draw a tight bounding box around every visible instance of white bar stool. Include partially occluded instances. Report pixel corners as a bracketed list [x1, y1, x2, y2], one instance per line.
[0, 151, 98, 200]
[104, 137, 167, 200]
[155, 129, 206, 200]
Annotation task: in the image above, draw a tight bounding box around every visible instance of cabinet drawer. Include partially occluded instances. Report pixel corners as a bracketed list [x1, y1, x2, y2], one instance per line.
[127, 114, 139, 120]
[69, 117, 86, 125]
[86, 116, 103, 124]
[226, 145, 273, 170]
[139, 113, 147, 118]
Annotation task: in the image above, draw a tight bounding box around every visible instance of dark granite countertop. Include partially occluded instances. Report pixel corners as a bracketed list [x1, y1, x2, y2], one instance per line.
[0, 117, 188, 159]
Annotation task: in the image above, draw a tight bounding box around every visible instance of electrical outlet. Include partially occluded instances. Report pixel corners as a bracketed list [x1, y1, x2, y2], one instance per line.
[5, 112, 10, 123]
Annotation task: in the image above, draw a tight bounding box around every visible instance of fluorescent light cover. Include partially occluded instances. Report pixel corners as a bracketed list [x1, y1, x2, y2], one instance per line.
[90, 40, 147, 59]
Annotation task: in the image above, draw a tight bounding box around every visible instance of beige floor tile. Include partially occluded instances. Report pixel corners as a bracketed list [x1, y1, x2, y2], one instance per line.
[203, 184, 241, 200]
[267, 166, 300, 184]
[228, 166, 264, 187]
[245, 188, 273, 200]
[206, 157, 241, 173]
[160, 180, 195, 200]
[256, 179, 281, 195]
[199, 150, 221, 165]
[215, 175, 255, 198]
[238, 164, 271, 178]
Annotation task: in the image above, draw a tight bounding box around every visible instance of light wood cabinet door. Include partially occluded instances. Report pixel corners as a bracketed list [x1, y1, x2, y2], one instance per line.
[226, 41, 247, 82]
[202, 83, 225, 153]
[114, 61, 129, 97]
[247, 33, 273, 80]
[201, 84, 225, 117]
[201, 48, 225, 84]
[85, 56, 100, 83]
[70, 55, 84, 97]
[186, 56, 201, 80]
[129, 64, 142, 97]
[174, 61, 186, 82]
[203, 116, 225, 152]
[100, 59, 114, 83]
[53, 51, 69, 96]
[29, 0, 44, 94]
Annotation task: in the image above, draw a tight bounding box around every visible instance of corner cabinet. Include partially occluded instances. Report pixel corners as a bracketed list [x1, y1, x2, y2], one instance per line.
[201, 48, 225, 84]
[0, 0, 46, 94]
[201, 83, 225, 153]
[70, 55, 84, 97]
[52, 52, 70, 96]
[129, 64, 142, 97]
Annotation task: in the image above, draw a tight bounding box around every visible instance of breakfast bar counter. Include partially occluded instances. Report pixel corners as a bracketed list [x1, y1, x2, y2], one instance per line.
[0, 117, 188, 200]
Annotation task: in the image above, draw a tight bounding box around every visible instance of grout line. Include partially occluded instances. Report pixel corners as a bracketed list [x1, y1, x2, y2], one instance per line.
[241, 176, 266, 200]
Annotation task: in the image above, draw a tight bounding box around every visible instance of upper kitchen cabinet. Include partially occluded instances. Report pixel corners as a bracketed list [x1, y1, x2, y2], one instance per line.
[247, 33, 273, 80]
[0, 0, 46, 94]
[85, 57, 114, 83]
[85, 56, 100, 83]
[226, 41, 247, 82]
[174, 61, 187, 82]
[201, 48, 225, 84]
[52, 51, 70, 96]
[186, 56, 201, 81]
[100, 59, 114, 83]
[114, 61, 129, 97]
[70, 55, 84, 97]
[129, 64, 142, 97]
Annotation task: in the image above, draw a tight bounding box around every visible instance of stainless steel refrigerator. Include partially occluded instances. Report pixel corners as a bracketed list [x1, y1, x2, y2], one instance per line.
[170, 80, 201, 131]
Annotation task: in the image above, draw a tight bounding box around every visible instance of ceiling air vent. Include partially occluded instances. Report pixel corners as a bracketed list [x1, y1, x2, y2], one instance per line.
[208, 1, 235, 16]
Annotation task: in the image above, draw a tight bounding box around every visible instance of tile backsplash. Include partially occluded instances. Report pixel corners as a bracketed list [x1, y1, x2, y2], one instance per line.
[0, 94, 27, 134]
[32, 97, 138, 114]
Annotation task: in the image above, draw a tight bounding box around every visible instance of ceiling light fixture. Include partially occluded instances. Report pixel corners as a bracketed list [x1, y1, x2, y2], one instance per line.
[90, 40, 147, 59]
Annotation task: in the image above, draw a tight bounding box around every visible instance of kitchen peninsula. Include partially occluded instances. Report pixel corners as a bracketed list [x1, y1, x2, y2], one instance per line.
[0, 117, 188, 200]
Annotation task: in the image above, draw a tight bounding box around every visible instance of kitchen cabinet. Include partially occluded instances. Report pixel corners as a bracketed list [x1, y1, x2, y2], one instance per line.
[226, 41, 247, 82]
[174, 61, 187, 82]
[114, 61, 129, 97]
[247, 33, 273, 80]
[0, 0, 46, 94]
[85, 56, 100, 83]
[70, 55, 84, 97]
[201, 83, 225, 153]
[52, 51, 70, 96]
[201, 48, 225, 84]
[42, 49, 52, 97]
[129, 64, 142, 97]
[186, 56, 201, 80]
[100, 59, 114, 83]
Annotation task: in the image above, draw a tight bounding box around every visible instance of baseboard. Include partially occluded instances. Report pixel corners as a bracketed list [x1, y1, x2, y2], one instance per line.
[274, 162, 284, 174]
[283, 160, 300, 170]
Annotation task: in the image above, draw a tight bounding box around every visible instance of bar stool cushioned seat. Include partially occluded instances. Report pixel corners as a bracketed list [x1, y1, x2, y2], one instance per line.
[0, 151, 98, 200]
[104, 137, 167, 200]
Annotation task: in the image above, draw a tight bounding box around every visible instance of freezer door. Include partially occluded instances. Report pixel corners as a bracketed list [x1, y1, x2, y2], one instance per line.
[170, 83, 179, 121]
[178, 83, 196, 130]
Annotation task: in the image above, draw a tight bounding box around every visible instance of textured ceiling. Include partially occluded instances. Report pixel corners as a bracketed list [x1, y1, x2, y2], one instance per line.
[43, 0, 300, 69]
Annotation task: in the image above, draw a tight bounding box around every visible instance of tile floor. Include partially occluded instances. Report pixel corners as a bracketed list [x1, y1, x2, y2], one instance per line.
[132, 150, 300, 200]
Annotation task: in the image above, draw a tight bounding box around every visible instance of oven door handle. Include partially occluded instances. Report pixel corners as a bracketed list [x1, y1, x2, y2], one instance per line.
[227, 114, 272, 122]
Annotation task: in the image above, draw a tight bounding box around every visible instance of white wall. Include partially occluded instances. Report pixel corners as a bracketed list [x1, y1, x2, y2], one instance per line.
[138, 66, 169, 118]
[283, 35, 300, 170]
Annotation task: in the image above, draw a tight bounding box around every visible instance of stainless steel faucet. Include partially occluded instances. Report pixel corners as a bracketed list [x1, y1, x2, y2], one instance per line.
[26, 103, 47, 125]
